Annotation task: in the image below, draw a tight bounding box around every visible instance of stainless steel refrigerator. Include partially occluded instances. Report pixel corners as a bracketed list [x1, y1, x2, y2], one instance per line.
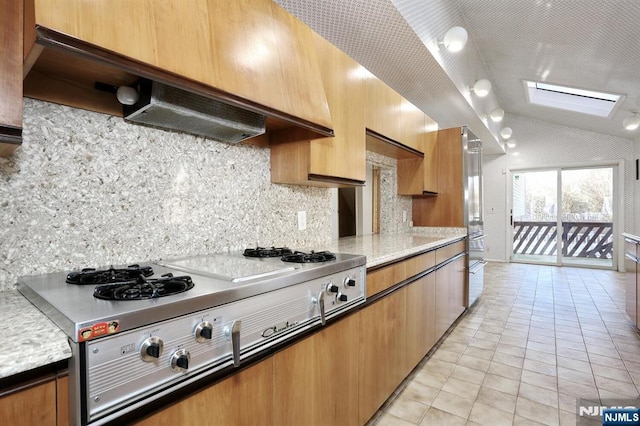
[463, 127, 486, 307]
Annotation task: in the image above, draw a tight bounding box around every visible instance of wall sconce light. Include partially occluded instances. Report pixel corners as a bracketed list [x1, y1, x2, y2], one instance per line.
[488, 108, 505, 122]
[506, 139, 517, 148]
[623, 113, 640, 131]
[438, 26, 468, 52]
[470, 79, 492, 97]
[500, 127, 513, 139]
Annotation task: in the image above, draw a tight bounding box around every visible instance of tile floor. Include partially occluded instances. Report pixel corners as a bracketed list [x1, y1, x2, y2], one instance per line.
[368, 262, 640, 426]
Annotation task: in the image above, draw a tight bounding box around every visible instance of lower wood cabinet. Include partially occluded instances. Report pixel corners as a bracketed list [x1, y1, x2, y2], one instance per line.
[358, 287, 407, 425]
[273, 313, 359, 426]
[435, 255, 467, 339]
[0, 378, 57, 425]
[134, 359, 274, 426]
[406, 274, 436, 369]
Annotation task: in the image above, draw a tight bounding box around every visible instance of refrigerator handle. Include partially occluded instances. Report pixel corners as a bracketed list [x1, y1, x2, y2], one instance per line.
[510, 209, 513, 226]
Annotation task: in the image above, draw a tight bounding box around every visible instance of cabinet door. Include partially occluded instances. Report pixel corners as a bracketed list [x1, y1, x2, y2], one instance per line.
[412, 127, 464, 226]
[422, 129, 439, 193]
[434, 266, 451, 340]
[134, 358, 273, 425]
[406, 274, 436, 369]
[366, 77, 402, 142]
[399, 98, 425, 152]
[0, 379, 57, 425]
[274, 314, 359, 426]
[358, 288, 407, 424]
[449, 255, 467, 325]
[0, 0, 23, 155]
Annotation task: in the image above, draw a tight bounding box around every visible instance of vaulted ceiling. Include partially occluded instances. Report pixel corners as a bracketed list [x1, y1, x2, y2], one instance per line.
[275, 0, 640, 155]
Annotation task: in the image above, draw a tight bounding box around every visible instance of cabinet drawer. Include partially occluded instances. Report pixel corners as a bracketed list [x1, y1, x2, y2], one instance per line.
[405, 251, 436, 278]
[367, 262, 406, 297]
[435, 240, 465, 264]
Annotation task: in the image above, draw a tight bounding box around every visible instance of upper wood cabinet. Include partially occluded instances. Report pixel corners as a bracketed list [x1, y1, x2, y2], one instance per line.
[399, 98, 426, 152]
[270, 31, 366, 186]
[412, 127, 465, 226]
[397, 125, 439, 195]
[22, 0, 333, 145]
[366, 77, 402, 143]
[0, 0, 24, 156]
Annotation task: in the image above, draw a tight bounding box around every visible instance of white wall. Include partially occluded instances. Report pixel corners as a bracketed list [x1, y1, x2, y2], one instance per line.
[635, 138, 640, 236]
[484, 114, 634, 266]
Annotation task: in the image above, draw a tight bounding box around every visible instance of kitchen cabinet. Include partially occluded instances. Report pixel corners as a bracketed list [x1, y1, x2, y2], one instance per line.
[412, 127, 465, 226]
[625, 235, 640, 327]
[273, 313, 359, 426]
[270, 31, 366, 187]
[0, 377, 57, 425]
[406, 274, 436, 369]
[57, 374, 69, 426]
[397, 129, 439, 195]
[366, 77, 402, 144]
[365, 76, 431, 159]
[358, 287, 408, 425]
[134, 358, 274, 426]
[22, 0, 333, 145]
[0, 0, 24, 156]
[435, 254, 467, 339]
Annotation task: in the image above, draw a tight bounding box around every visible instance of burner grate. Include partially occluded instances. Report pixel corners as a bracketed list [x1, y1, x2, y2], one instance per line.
[243, 246, 293, 258]
[66, 264, 154, 285]
[281, 251, 336, 263]
[93, 274, 194, 300]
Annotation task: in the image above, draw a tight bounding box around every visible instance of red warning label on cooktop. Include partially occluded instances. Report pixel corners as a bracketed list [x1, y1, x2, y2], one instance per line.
[78, 320, 120, 342]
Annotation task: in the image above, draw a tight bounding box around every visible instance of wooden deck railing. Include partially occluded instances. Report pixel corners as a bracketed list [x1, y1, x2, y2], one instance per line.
[513, 221, 613, 259]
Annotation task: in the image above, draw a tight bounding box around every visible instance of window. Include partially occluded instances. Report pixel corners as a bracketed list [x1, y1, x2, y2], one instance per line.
[523, 80, 622, 117]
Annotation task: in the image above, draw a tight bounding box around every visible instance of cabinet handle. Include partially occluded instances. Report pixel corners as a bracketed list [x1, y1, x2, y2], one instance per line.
[225, 320, 242, 367]
[317, 292, 326, 326]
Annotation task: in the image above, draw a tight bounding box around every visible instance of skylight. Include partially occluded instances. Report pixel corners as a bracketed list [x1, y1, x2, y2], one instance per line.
[524, 80, 622, 117]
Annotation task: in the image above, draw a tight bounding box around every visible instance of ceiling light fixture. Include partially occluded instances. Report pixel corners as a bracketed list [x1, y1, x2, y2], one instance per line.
[506, 139, 517, 148]
[489, 108, 505, 122]
[623, 113, 640, 131]
[470, 79, 492, 97]
[438, 26, 468, 52]
[500, 127, 513, 139]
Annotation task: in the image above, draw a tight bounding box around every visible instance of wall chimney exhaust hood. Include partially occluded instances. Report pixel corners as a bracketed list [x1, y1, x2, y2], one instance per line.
[122, 79, 266, 143]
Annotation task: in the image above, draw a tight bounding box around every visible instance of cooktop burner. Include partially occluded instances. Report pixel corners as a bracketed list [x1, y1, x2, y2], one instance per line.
[93, 273, 194, 300]
[66, 264, 154, 285]
[281, 250, 337, 263]
[243, 246, 293, 258]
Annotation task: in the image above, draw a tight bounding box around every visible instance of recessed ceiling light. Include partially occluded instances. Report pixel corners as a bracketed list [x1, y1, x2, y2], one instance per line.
[523, 80, 622, 117]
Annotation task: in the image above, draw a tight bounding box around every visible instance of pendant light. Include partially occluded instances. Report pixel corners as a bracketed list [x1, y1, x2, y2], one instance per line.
[488, 108, 505, 122]
[470, 79, 492, 97]
[500, 127, 513, 139]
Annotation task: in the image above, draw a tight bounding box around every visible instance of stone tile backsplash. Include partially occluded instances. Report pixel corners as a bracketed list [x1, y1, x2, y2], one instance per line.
[0, 100, 411, 290]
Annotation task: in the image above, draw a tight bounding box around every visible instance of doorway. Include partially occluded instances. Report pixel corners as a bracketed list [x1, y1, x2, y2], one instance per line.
[510, 166, 615, 268]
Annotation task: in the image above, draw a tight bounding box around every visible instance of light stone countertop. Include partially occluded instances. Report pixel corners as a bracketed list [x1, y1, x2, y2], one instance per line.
[323, 228, 467, 268]
[0, 290, 72, 379]
[0, 229, 465, 381]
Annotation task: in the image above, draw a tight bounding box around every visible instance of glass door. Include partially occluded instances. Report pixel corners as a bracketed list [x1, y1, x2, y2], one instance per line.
[511, 170, 559, 264]
[511, 166, 615, 268]
[560, 168, 614, 268]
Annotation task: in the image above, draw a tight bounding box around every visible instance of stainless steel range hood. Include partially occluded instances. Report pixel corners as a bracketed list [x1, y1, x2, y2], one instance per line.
[122, 78, 266, 143]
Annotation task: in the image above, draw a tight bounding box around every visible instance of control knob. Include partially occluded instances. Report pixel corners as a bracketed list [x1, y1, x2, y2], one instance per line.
[170, 349, 191, 372]
[344, 277, 356, 287]
[195, 321, 214, 343]
[140, 336, 163, 362]
[326, 282, 339, 294]
[335, 292, 348, 303]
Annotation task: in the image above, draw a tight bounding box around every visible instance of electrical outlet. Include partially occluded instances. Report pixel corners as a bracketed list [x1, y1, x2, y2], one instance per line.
[297, 211, 307, 231]
[402, 211, 407, 223]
